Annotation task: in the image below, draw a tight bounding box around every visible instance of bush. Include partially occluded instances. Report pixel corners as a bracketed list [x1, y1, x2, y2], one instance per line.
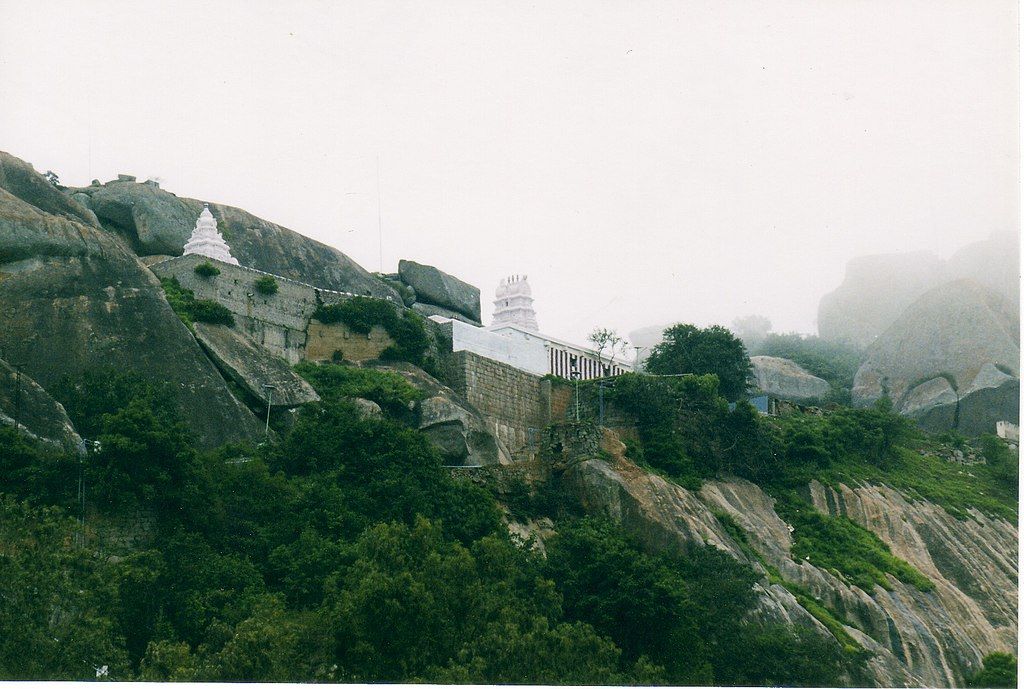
[159, 277, 235, 327]
[254, 276, 279, 296]
[293, 361, 423, 417]
[193, 262, 220, 278]
[966, 652, 1017, 688]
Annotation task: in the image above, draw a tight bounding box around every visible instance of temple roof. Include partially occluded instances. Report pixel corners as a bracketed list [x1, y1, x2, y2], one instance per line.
[183, 204, 239, 265]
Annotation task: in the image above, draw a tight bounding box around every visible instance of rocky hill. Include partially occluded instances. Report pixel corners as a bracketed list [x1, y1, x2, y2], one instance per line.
[67, 175, 398, 301]
[0, 152, 264, 448]
[562, 430, 1017, 687]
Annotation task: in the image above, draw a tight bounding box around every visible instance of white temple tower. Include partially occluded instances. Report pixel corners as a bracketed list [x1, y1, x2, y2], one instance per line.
[183, 204, 239, 265]
[492, 275, 539, 331]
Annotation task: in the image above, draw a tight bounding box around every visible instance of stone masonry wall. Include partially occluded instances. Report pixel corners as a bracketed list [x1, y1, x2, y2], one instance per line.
[150, 253, 375, 364]
[305, 321, 394, 363]
[449, 351, 551, 460]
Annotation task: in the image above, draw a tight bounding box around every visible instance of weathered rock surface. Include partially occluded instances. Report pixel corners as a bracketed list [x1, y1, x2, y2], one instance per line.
[193, 323, 320, 408]
[371, 361, 509, 466]
[916, 379, 1021, 437]
[900, 377, 959, 418]
[0, 358, 84, 451]
[818, 251, 948, 349]
[398, 259, 481, 322]
[560, 432, 1016, 687]
[0, 152, 99, 228]
[750, 355, 831, 401]
[853, 280, 1019, 411]
[0, 154, 263, 449]
[68, 178, 399, 301]
[411, 301, 482, 326]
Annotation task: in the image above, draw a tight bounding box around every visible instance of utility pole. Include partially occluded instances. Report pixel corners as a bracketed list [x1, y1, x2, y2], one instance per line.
[262, 384, 276, 437]
[13, 363, 22, 431]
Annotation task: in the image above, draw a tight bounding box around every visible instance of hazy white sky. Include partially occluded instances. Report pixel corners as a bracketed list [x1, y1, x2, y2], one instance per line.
[1, 0, 1018, 345]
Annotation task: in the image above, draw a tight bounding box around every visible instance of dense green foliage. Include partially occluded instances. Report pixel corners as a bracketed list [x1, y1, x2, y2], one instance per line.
[313, 297, 430, 366]
[294, 361, 424, 417]
[254, 275, 279, 295]
[966, 652, 1017, 688]
[645, 323, 753, 401]
[193, 261, 220, 278]
[160, 277, 235, 327]
[752, 333, 862, 403]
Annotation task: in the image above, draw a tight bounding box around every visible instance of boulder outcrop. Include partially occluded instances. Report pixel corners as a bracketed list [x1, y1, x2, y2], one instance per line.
[371, 361, 508, 466]
[560, 440, 1017, 687]
[398, 259, 481, 323]
[853, 280, 1019, 412]
[750, 355, 831, 401]
[0, 358, 84, 451]
[0, 154, 263, 449]
[68, 178, 399, 301]
[193, 323, 320, 408]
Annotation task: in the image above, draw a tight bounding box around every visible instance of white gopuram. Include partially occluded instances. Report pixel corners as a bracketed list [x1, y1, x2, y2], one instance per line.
[492, 274, 539, 331]
[182, 204, 239, 265]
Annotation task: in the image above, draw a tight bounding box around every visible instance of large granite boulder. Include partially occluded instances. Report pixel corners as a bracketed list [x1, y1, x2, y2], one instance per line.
[67, 178, 399, 302]
[0, 357, 84, 452]
[750, 356, 830, 401]
[853, 280, 1019, 410]
[818, 251, 948, 348]
[398, 259, 481, 323]
[193, 323, 319, 408]
[0, 154, 263, 449]
[370, 361, 508, 466]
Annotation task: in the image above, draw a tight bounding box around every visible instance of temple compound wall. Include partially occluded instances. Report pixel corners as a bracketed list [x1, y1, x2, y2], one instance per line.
[446, 350, 552, 461]
[150, 254, 395, 364]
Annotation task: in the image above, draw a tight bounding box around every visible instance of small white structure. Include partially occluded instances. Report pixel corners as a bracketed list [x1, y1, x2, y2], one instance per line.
[996, 421, 1019, 442]
[493, 275, 539, 331]
[183, 204, 239, 265]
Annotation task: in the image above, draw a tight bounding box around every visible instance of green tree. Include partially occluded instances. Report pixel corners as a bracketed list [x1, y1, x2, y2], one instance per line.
[966, 652, 1017, 688]
[646, 323, 753, 401]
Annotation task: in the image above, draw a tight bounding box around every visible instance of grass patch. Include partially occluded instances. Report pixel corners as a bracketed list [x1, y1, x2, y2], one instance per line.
[294, 361, 423, 417]
[822, 445, 1017, 523]
[160, 277, 234, 328]
[774, 493, 934, 593]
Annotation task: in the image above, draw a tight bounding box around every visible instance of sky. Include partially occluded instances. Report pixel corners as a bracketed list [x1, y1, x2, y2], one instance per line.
[1, 0, 1018, 346]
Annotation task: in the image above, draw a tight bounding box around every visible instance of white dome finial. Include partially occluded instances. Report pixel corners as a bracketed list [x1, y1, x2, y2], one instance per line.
[182, 204, 239, 265]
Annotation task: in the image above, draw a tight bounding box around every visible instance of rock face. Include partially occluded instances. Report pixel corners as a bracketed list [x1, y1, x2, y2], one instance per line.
[193, 323, 320, 408]
[410, 301, 481, 326]
[750, 356, 831, 401]
[852, 280, 1019, 428]
[398, 259, 481, 323]
[0, 153, 263, 449]
[560, 436, 1017, 687]
[818, 251, 948, 349]
[68, 178, 399, 301]
[0, 358, 84, 451]
[371, 361, 509, 466]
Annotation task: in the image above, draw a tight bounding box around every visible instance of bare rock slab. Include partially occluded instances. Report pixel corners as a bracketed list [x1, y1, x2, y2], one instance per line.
[751, 355, 831, 401]
[194, 323, 319, 408]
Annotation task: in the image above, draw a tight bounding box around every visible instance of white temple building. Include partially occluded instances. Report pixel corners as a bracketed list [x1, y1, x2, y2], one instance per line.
[183, 204, 239, 265]
[427, 273, 633, 381]
[492, 275, 539, 331]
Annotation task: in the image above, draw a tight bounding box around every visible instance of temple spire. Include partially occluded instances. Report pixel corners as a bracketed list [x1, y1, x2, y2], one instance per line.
[183, 204, 239, 265]
[492, 274, 539, 331]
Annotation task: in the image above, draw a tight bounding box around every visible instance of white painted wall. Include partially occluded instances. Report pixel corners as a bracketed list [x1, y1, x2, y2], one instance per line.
[432, 317, 549, 376]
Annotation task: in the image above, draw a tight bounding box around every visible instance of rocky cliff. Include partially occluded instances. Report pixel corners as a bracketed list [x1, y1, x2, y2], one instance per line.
[0, 152, 263, 448]
[562, 432, 1016, 687]
[68, 176, 399, 301]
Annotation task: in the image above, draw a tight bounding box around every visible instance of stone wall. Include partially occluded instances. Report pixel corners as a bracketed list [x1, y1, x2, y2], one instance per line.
[448, 351, 551, 460]
[150, 253, 357, 364]
[305, 321, 394, 363]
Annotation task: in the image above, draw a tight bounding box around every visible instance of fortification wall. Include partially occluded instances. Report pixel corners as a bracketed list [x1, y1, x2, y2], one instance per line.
[448, 350, 551, 460]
